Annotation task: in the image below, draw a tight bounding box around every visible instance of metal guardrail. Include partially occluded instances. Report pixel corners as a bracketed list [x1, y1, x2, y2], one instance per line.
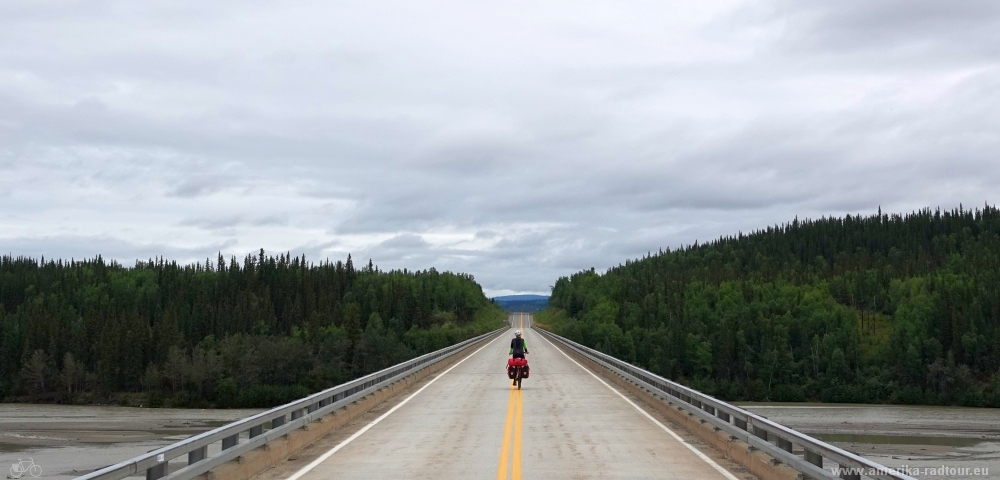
[76, 328, 506, 480]
[536, 328, 917, 480]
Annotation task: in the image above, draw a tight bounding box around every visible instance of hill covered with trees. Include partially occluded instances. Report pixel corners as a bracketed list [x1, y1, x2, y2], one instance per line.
[539, 206, 1000, 407]
[0, 251, 505, 407]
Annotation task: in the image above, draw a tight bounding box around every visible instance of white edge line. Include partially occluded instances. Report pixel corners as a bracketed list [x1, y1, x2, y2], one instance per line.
[535, 330, 741, 480]
[286, 329, 509, 480]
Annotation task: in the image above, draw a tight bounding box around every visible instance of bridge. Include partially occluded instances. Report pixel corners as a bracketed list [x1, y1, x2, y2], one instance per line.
[79, 314, 914, 480]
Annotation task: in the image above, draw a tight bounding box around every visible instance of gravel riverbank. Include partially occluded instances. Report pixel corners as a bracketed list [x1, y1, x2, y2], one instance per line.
[740, 403, 1000, 479]
[0, 404, 262, 479]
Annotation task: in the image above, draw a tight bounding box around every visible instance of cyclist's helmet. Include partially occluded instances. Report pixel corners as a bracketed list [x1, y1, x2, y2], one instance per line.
[515, 330, 522, 337]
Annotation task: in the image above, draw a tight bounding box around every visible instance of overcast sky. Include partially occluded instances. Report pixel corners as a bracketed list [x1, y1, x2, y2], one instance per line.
[1, 1, 998, 296]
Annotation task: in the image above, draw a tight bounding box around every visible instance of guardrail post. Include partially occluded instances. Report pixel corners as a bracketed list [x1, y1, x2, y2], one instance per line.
[249, 424, 263, 438]
[146, 463, 166, 480]
[272, 414, 286, 428]
[804, 449, 823, 468]
[776, 436, 793, 453]
[222, 433, 239, 450]
[146, 450, 166, 480]
[839, 470, 861, 480]
[188, 446, 207, 464]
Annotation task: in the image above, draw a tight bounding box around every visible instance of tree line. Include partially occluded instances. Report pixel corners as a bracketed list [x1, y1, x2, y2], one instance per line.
[0, 251, 506, 407]
[539, 205, 1000, 406]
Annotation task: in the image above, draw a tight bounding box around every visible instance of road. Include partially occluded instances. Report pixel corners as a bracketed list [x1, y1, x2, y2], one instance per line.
[282, 313, 741, 480]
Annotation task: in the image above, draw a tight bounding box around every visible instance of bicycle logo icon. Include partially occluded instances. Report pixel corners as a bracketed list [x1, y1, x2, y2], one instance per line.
[8, 458, 42, 478]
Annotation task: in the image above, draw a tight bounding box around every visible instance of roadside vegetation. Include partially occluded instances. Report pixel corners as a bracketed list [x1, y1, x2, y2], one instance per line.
[0, 252, 506, 407]
[541, 205, 1000, 407]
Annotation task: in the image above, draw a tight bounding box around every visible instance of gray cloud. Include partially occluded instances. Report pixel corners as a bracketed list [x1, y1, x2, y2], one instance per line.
[180, 215, 289, 231]
[0, 235, 239, 264]
[1, 1, 998, 296]
[758, 1, 1000, 58]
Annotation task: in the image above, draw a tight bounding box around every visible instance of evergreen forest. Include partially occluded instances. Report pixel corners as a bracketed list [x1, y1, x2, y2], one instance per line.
[0, 251, 506, 407]
[538, 206, 1000, 406]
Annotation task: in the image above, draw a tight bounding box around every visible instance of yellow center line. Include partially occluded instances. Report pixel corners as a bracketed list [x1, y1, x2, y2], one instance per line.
[496, 386, 525, 480]
[497, 387, 517, 480]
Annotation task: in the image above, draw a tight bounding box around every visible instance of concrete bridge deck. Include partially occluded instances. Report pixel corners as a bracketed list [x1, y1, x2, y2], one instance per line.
[266, 313, 745, 480]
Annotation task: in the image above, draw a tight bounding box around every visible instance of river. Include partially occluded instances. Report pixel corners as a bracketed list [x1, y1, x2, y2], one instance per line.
[2, 403, 998, 479]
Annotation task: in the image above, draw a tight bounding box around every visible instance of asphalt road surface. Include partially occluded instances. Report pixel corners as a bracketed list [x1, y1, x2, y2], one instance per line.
[283, 313, 741, 480]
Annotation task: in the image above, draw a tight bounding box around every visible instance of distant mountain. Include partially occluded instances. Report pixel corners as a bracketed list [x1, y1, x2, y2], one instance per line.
[494, 294, 549, 302]
[493, 295, 550, 313]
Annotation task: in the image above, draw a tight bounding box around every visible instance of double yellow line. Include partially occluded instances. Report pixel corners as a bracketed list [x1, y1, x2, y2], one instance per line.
[496, 386, 523, 480]
[497, 313, 526, 480]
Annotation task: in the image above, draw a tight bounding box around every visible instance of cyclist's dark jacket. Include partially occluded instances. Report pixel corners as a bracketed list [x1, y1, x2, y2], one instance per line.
[510, 337, 527, 355]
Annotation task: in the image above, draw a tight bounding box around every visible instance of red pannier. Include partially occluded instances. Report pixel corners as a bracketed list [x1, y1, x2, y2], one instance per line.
[507, 358, 529, 379]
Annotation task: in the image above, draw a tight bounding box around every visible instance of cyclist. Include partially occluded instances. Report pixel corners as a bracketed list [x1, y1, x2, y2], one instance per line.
[509, 330, 528, 359]
[509, 330, 529, 386]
